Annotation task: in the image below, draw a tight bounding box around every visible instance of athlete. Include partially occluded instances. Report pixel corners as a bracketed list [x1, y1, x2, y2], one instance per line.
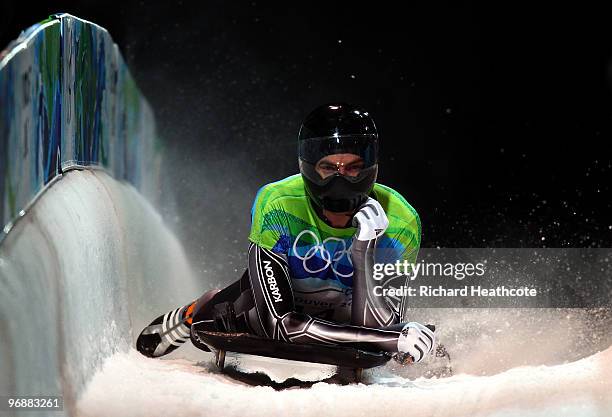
[136, 103, 435, 365]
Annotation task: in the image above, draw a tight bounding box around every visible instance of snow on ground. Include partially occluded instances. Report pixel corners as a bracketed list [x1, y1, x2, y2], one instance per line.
[76, 344, 612, 417]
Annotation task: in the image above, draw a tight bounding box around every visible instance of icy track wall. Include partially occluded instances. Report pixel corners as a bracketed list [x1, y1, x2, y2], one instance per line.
[0, 14, 199, 415]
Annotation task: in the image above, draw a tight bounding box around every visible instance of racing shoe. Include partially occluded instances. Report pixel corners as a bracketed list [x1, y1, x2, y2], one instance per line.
[137, 303, 195, 358]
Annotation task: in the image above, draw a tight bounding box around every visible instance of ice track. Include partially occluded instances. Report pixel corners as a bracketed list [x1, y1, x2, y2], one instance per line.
[77, 344, 611, 417]
[1, 170, 611, 417]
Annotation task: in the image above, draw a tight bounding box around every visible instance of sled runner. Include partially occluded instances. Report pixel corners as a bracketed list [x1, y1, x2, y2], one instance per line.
[191, 329, 392, 382]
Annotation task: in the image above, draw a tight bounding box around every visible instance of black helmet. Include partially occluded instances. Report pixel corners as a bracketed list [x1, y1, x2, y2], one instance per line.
[298, 103, 379, 213]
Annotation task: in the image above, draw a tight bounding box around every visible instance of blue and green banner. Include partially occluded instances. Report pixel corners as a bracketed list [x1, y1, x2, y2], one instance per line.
[0, 13, 160, 240]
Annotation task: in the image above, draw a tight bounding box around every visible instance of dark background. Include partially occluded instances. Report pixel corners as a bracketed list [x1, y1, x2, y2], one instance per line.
[2, 1, 611, 277]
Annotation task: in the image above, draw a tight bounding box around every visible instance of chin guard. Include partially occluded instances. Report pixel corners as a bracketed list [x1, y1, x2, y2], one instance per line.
[300, 161, 378, 213]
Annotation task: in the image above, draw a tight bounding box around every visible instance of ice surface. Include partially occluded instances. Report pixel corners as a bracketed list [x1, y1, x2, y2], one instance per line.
[76, 344, 611, 417]
[228, 353, 338, 383]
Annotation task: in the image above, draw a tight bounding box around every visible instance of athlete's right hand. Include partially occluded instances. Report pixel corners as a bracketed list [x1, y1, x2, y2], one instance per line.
[352, 198, 389, 241]
[396, 322, 435, 364]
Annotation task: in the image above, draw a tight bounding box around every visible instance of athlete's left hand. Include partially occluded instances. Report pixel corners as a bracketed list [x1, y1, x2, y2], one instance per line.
[396, 322, 435, 364]
[352, 198, 389, 241]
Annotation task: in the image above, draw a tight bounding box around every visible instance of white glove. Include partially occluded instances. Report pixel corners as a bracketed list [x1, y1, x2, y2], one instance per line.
[352, 198, 389, 241]
[396, 322, 435, 363]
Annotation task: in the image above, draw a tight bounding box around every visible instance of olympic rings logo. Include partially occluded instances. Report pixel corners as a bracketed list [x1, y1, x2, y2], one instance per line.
[292, 230, 353, 278]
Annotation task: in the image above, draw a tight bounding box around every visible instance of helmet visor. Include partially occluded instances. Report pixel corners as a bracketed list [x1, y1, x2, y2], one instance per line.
[313, 155, 367, 179]
[298, 134, 378, 167]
